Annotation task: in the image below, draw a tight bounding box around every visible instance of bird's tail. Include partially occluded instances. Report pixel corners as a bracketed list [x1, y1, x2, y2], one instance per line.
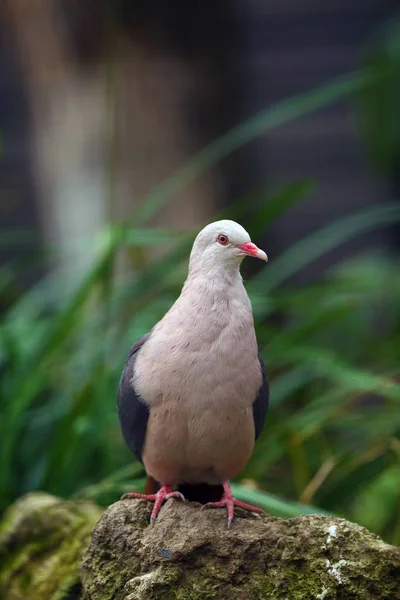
[145, 476, 160, 495]
[145, 476, 223, 503]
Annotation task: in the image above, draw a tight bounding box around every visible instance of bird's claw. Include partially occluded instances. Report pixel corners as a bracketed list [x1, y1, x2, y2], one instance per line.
[173, 492, 186, 503]
[121, 491, 157, 501]
[200, 481, 264, 528]
[121, 486, 185, 526]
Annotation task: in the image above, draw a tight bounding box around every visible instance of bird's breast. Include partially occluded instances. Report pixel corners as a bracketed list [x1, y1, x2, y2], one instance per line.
[134, 290, 262, 484]
[134, 296, 260, 410]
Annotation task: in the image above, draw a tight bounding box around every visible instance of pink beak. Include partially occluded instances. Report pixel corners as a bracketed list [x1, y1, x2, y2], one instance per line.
[236, 242, 268, 262]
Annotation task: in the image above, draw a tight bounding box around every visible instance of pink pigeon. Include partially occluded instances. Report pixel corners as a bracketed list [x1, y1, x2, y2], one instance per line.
[118, 220, 269, 527]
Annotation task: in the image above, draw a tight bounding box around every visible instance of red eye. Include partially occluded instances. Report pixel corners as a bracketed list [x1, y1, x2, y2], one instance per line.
[217, 234, 229, 246]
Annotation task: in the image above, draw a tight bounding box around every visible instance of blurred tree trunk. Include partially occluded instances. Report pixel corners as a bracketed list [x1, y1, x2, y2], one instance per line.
[6, 0, 108, 283]
[5, 0, 228, 282]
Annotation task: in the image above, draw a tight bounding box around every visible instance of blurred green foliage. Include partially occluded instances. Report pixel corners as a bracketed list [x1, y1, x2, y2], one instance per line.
[359, 16, 400, 178]
[1, 63, 400, 546]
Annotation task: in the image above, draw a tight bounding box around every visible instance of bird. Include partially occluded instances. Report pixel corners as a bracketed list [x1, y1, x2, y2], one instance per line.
[117, 219, 269, 527]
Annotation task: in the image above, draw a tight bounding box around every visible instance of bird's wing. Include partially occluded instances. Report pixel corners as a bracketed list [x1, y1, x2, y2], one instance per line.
[253, 357, 269, 440]
[117, 333, 151, 463]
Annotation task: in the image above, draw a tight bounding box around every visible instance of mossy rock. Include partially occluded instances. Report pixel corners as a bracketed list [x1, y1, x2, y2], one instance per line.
[2, 492, 400, 599]
[0, 492, 102, 600]
[81, 498, 400, 600]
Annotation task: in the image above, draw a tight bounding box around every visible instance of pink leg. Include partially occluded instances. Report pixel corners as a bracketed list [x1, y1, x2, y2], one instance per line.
[201, 480, 264, 528]
[121, 484, 185, 525]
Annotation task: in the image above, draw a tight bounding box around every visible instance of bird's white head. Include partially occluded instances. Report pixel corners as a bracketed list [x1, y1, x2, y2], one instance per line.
[189, 219, 268, 275]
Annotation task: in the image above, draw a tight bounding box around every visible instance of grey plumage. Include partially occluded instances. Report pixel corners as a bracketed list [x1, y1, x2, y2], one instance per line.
[118, 334, 150, 463]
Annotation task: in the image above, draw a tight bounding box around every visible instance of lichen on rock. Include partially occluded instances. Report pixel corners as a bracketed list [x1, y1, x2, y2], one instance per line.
[81, 499, 400, 600]
[0, 492, 102, 600]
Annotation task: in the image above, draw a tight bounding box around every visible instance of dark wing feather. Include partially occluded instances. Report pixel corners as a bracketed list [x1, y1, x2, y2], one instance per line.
[252, 357, 269, 440]
[117, 334, 151, 463]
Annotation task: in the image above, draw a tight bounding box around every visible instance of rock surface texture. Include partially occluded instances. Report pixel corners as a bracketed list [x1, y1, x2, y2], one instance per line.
[81, 498, 400, 600]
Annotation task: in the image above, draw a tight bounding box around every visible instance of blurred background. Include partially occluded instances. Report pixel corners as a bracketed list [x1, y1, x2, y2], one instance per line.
[1, 0, 400, 544]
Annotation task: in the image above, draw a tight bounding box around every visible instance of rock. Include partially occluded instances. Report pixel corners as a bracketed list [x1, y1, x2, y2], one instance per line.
[81, 498, 400, 600]
[0, 492, 102, 600]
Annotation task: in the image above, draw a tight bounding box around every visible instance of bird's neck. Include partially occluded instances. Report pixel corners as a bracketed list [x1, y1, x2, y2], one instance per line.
[185, 262, 243, 293]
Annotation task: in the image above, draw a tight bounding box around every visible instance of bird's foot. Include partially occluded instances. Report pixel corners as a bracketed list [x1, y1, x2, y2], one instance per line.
[121, 485, 185, 526]
[201, 480, 264, 528]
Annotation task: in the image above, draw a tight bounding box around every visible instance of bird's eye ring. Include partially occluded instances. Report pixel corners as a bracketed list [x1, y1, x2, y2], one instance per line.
[216, 234, 229, 246]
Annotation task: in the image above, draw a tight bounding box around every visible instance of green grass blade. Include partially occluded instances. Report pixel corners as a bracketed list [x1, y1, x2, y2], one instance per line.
[249, 203, 400, 295]
[230, 484, 334, 517]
